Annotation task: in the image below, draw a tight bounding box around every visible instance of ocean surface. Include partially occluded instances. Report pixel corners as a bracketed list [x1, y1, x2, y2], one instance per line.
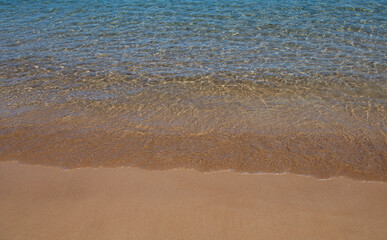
[0, 0, 386, 181]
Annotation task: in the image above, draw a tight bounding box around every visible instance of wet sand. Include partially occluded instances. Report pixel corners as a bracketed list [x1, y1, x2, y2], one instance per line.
[0, 161, 386, 240]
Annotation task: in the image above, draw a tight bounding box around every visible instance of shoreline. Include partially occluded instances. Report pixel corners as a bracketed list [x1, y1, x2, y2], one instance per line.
[2, 124, 385, 182]
[9, 161, 387, 184]
[1, 161, 386, 240]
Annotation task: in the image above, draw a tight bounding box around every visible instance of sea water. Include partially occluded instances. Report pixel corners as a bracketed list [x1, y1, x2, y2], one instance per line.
[0, 0, 386, 180]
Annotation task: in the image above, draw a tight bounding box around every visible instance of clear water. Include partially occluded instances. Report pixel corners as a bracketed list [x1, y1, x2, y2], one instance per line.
[0, 0, 386, 180]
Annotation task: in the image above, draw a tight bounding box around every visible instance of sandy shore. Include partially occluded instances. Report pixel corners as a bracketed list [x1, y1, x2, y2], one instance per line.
[0, 161, 386, 240]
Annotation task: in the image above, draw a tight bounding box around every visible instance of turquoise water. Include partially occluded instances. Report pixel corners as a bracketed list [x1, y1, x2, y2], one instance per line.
[0, 0, 386, 180]
[1, 0, 385, 77]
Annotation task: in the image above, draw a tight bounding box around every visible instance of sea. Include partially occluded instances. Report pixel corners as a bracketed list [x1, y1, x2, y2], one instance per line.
[0, 0, 386, 181]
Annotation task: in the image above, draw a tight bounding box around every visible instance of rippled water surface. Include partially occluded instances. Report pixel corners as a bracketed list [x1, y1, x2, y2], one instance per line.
[0, 0, 386, 180]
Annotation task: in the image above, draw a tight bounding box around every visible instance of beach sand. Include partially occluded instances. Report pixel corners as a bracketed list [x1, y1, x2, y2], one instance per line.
[0, 161, 386, 240]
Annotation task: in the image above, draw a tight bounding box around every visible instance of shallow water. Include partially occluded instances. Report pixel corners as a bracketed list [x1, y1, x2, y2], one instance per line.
[0, 0, 386, 180]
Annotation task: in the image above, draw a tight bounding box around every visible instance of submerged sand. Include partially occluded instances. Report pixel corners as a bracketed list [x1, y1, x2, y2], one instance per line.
[0, 161, 386, 240]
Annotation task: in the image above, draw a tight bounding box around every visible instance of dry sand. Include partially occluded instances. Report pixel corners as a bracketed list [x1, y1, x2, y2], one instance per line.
[0, 161, 386, 240]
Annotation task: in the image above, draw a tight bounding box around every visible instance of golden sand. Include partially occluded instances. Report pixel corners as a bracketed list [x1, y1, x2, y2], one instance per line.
[0, 161, 386, 240]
